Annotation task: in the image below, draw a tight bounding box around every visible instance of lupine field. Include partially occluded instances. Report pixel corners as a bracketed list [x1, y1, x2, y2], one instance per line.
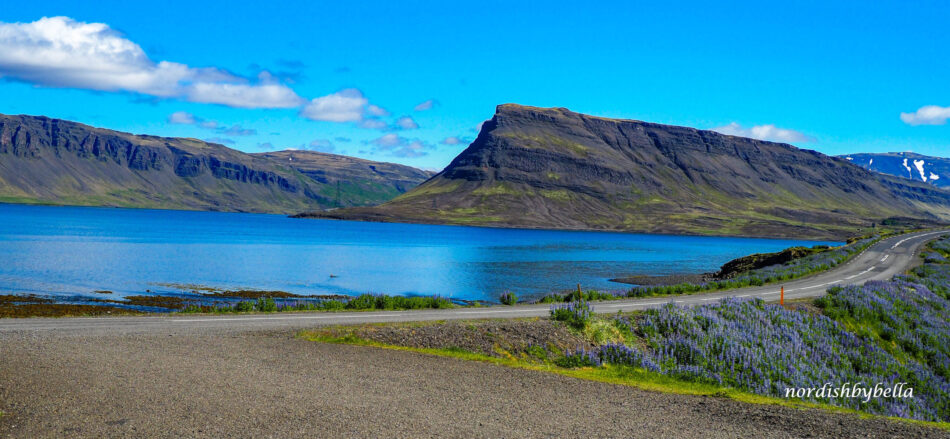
[552, 235, 950, 422]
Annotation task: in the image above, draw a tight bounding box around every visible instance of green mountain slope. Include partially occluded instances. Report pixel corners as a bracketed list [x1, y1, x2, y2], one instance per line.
[0, 114, 433, 213]
[297, 104, 950, 239]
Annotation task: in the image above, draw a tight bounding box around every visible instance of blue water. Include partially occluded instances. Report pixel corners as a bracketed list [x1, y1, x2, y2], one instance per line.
[0, 204, 838, 303]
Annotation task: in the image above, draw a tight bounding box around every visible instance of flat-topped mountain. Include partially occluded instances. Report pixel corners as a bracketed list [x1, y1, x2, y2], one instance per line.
[841, 152, 949, 189]
[298, 104, 950, 239]
[0, 114, 432, 213]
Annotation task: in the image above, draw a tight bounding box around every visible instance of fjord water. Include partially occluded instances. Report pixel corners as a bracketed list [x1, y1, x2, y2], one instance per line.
[0, 204, 837, 303]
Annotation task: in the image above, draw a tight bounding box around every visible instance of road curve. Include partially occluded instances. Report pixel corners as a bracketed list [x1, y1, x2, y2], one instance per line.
[1, 229, 946, 334]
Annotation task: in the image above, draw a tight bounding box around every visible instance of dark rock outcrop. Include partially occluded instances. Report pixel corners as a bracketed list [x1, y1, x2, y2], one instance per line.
[715, 246, 828, 279]
[296, 104, 950, 239]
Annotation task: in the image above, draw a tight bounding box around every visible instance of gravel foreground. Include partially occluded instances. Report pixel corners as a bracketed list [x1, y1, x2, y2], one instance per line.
[0, 328, 946, 439]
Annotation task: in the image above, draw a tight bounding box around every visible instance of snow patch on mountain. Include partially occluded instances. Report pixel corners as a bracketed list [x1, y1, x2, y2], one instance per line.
[914, 159, 927, 181]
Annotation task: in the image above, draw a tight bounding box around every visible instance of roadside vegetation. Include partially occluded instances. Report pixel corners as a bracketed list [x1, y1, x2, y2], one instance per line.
[535, 234, 883, 304]
[180, 293, 456, 314]
[311, 234, 950, 426]
[0, 291, 460, 317]
[627, 235, 879, 296]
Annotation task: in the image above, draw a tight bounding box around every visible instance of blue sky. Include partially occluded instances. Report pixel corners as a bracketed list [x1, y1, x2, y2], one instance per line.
[1, 1, 948, 170]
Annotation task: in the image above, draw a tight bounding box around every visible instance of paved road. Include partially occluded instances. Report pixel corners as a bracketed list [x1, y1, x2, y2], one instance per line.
[1, 229, 946, 334]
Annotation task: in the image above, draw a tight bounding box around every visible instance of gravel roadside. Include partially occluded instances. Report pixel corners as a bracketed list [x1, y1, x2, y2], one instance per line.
[0, 328, 946, 438]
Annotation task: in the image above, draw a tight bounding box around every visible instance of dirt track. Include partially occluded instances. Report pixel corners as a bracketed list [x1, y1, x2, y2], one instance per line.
[1, 329, 945, 438]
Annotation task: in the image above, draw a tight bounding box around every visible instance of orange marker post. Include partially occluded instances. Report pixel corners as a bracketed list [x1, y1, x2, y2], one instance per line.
[780, 286, 785, 306]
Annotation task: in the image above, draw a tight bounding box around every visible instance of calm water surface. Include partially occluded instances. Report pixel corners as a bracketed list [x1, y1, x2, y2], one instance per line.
[0, 204, 837, 303]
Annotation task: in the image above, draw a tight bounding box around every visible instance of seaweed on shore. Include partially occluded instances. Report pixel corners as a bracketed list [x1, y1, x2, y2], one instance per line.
[200, 290, 334, 299]
[121, 295, 194, 310]
[0, 300, 143, 318]
[154, 283, 348, 300]
[0, 294, 53, 304]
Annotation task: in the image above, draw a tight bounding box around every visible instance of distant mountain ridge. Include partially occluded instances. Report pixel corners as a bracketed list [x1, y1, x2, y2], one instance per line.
[841, 152, 950, 189]
[0, 114, 433, 213]
[298, 104, 950, 239]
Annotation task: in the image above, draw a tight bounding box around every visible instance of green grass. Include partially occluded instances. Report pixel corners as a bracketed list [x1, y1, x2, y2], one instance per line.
[390, 180, 461, 201]
[471, 182, 522, 197]
[538, 189, 573, 201]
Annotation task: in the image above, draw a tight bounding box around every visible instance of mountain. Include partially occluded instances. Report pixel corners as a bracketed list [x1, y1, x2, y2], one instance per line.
[0, 114, 433, 213]
[297, 104, 950, 239]
[253, 150, 433, 205]
[841, 152, 950, 189]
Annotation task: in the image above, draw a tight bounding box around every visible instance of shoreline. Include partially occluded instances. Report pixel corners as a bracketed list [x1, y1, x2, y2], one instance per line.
[0, 229, 936, 318]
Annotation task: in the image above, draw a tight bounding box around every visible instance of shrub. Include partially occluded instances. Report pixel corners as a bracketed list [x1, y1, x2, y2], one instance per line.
[583, 318, 626, 345]
[499, 291, 517, 306]
[555, 347, 601, 368]
[319, 300, 345, 311]
[233, 301, 254, 312]
[256, 297, 277, 312]
[346, 294, 377, 310]
[550, 300, 592, 329]
[524, 343, 550, 361]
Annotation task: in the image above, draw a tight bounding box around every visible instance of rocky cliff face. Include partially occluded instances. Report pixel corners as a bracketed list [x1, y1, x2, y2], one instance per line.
[299, 104, 950, 239]
[0, 114, 431, 213]
[842, 152, 950, 189]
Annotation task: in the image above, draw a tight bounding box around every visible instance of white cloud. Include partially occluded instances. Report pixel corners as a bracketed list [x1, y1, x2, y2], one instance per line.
[712, 122, 813, 143]
[220, 125, 256, 136]
[358, 118, 389, 130]
[168, 111, 196, 124]
[204, 137, 235, 145]
[900, 105, 950, 126]
[198, 120, 219, 129]
[397, 140, 428, 157]
[395, 116, 419, 130]
[167, 112, 254, 136]
[371, 133, 405, 147]
[306, 138, 335, 153]
[300, 88, 368, 122]
[368, 134, 433, 157]
[366, 104, 389, 117]
[357, 115, 419, 131]
[186, 82, 301, 109]
[441, 136, 469, 145]
[414, 99, 438, 111]
[0, 17, 302, 109]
